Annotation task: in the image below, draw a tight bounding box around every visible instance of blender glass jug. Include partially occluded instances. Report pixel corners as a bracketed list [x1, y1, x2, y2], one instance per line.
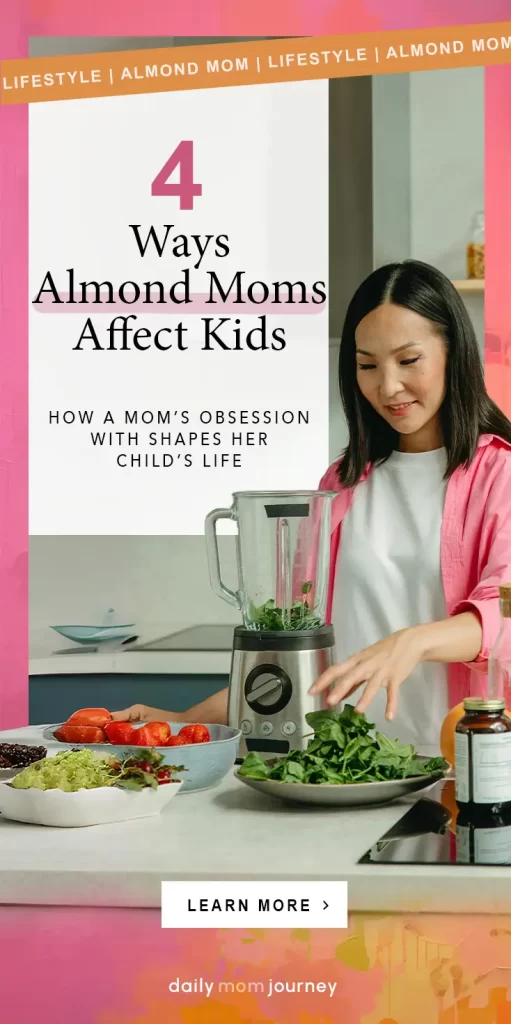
[205, 491, 337, 630]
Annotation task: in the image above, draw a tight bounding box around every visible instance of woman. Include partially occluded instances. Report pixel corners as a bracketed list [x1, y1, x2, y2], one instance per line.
[113, 260, 511, 747]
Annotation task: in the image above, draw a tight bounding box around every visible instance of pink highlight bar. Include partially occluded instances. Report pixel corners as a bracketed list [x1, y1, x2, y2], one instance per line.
[33, 292, 324, 314]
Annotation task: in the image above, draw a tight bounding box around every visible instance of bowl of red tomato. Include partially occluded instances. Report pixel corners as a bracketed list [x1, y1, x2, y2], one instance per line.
[41, 709, 241, 793]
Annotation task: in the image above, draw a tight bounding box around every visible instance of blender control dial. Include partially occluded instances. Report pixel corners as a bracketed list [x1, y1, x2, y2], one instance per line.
[244, 664, 292, 716]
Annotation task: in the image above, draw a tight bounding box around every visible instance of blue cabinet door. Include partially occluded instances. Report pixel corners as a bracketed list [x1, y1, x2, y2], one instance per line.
[29, 675, 229, 724]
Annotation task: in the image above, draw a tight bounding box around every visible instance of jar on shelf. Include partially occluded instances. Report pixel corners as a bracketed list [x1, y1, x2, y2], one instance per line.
[466, 211, 485, 279]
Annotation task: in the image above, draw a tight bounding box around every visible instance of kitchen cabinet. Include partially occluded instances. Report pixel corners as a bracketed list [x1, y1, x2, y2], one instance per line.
[28, 673, 228, 724]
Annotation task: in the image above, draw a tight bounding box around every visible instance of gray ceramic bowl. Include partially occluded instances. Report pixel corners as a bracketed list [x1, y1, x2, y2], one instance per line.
[41, 722, 241, 793]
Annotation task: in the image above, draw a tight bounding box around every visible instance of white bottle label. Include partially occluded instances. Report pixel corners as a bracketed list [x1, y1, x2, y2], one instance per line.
[474, 826, 511, 864]
[455, 824, 471, 863]
[456, 824, 511, 864]
[472, 732, 511, 803]
[455, 731, 470, 803]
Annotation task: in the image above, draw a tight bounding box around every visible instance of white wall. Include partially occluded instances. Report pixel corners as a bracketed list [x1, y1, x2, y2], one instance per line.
[30, 534, 239, 652]
[372, 67, 484, 349]
[409, 67, 484, 280]
[372, 73, 411, 266]
[409, 67, 484, 346]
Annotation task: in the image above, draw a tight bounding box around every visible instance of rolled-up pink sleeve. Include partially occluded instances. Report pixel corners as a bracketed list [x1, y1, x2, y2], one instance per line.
[452, 450, 511, 666]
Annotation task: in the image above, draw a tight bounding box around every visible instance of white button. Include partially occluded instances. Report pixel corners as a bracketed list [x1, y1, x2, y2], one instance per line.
[282, 721, 297, 736]
[260, 721, 274, 736]
[162, 882, 348, 929]
[240, 720, 252, 735]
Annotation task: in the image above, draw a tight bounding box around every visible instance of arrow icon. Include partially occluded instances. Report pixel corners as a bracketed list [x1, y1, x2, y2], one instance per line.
[323, 901, 329, 910]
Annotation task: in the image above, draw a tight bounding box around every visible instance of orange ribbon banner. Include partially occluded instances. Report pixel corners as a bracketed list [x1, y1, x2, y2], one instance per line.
[1, 22, 511, 104]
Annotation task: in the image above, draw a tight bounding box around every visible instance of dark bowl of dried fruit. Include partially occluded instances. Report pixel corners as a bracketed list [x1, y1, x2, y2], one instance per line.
[0, 744, 47, 781]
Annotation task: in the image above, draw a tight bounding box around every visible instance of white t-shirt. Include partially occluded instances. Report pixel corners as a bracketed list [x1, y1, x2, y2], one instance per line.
[332, 447, 449, 749]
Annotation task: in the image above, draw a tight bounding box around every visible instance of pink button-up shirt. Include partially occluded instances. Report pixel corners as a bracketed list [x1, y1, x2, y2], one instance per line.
[319, 434, 511, 709]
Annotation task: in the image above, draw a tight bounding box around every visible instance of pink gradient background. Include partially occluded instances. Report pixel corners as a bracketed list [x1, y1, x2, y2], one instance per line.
[1, 3, 511, 1022]
[0, 907, 511, 1022]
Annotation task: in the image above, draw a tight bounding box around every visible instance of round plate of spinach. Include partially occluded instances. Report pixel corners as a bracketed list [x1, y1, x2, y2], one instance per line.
[235, 706, 450, 807]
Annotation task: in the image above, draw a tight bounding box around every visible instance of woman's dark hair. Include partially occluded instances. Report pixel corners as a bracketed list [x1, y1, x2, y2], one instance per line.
[338, 259, 511, 487]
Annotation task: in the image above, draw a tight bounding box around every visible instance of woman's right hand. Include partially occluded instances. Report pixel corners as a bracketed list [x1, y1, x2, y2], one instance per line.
[110, 689, 229, 727]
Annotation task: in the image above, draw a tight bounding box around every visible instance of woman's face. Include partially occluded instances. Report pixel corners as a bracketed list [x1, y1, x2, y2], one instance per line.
[355, 303, 447, 451]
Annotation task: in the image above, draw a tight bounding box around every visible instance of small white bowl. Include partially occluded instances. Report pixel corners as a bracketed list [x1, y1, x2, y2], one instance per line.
[0, 778, 182, 827]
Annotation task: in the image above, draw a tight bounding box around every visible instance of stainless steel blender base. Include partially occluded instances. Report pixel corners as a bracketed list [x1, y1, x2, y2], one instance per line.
[228, 626, 336, 759]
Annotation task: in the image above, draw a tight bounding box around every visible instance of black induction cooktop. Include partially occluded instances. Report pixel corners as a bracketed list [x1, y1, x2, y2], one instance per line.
[359, 781, 511, 867]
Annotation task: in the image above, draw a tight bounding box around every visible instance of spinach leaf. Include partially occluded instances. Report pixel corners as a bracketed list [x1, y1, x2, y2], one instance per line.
[375, 733, 414, 761]
[281, 761, 306, 783]
[305, 709, 339, 730]
[238, 704, 448, 787]
[249, 583, 322, 631]
[237, 752, 271, 780]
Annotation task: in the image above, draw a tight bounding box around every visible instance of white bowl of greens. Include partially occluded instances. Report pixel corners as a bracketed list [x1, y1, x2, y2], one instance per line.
[236, 706, 450, 807]
[0, 749, 183, 827]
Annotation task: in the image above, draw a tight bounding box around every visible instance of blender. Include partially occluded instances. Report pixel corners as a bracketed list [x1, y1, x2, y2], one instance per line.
[205, 490, 337, 758]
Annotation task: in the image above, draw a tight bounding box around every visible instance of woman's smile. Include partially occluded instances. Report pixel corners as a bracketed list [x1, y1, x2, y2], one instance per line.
[385, 400, 418, 417]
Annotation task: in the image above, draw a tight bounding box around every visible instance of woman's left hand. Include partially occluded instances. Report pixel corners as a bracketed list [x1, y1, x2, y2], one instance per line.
[309, 626, 424, 720]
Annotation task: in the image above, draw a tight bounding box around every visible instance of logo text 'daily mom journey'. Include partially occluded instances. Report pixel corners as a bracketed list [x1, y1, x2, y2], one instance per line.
[168, 976, 338, 999]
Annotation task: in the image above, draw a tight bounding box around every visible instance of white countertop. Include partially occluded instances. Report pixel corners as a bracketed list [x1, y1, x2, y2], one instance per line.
[0, 726, 508, 914]
[29, 650, 231, 676]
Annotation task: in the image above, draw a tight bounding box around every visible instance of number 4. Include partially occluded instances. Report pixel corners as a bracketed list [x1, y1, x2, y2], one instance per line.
[151, 141, 202, 210]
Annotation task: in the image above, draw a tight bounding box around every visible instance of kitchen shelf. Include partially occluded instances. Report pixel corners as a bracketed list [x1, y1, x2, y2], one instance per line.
[452, 279, 485, 293]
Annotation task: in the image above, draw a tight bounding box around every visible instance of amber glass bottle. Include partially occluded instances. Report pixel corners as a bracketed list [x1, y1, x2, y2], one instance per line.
[455, 697, 511, 809]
